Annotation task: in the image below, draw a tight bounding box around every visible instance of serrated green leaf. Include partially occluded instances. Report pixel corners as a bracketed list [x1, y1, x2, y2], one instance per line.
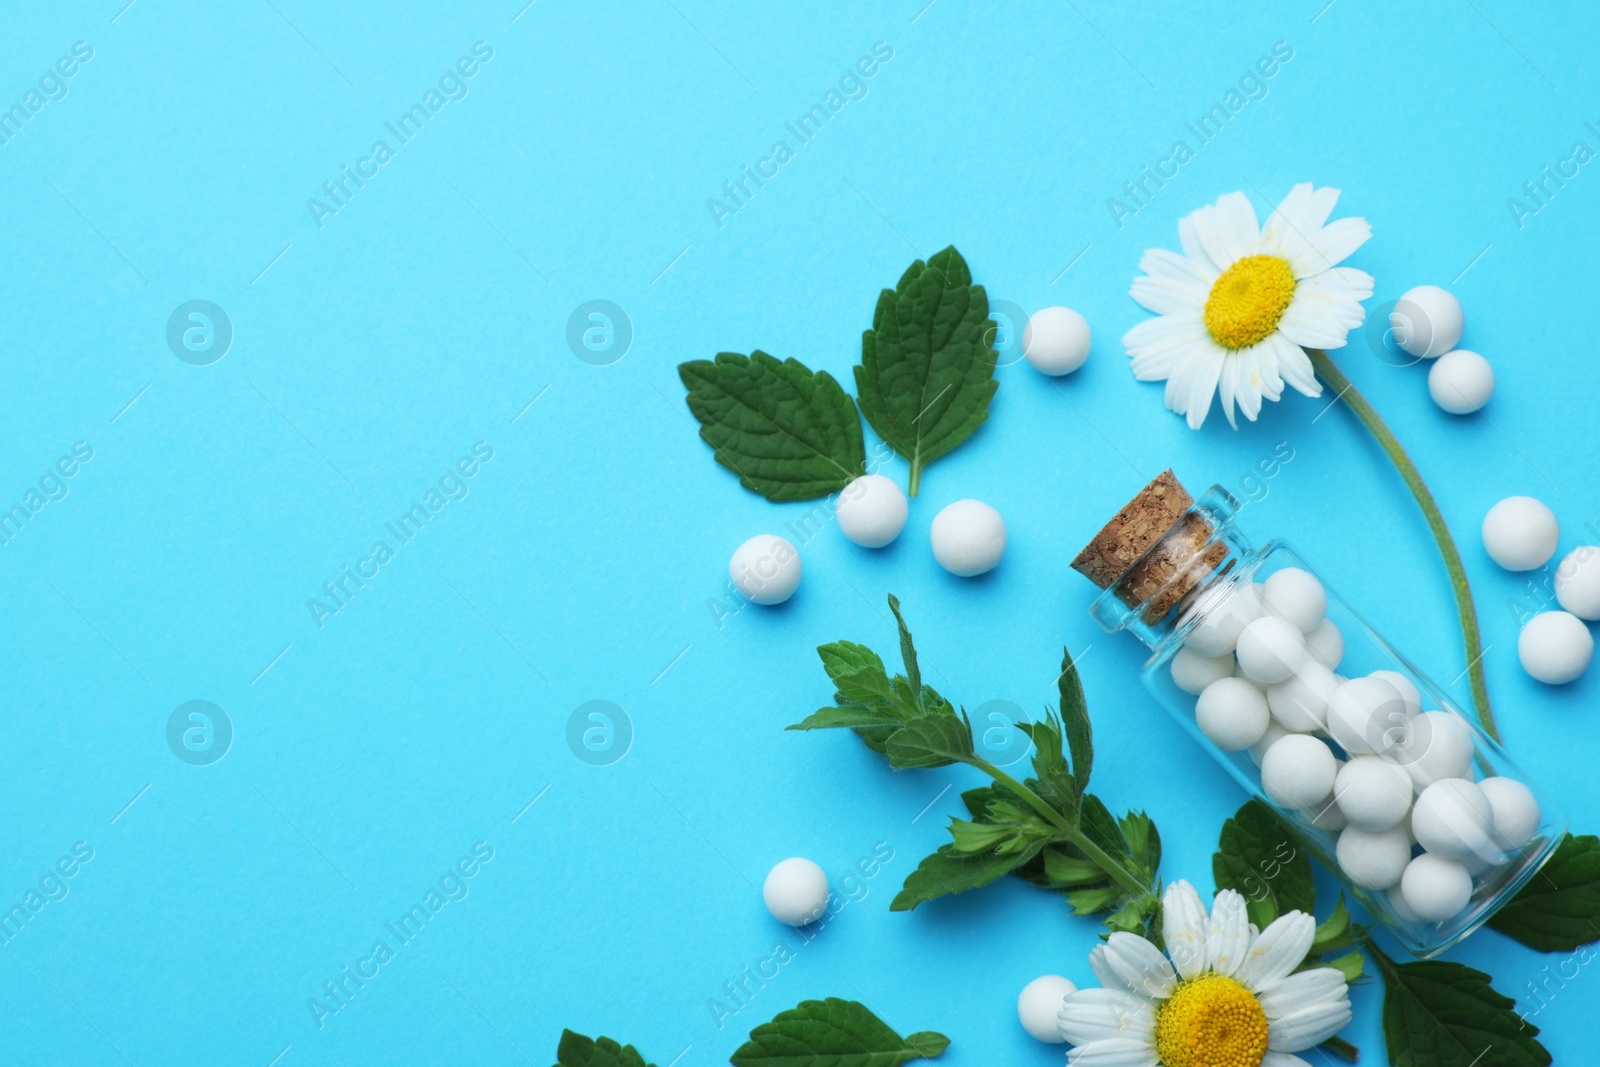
[556, 1030, 656, 1067]
[853, 247, 999, 496]
[1058, 647, 1093, 791]
[1324, 952, 1366, 985]
[1041, 848, 1107, 887]
[1213, 799, 1315, 929]
[885, 713, 973, 770]
[1067, 886, 1120, 915]
[730, 997, 949, 1066]
[1372, 947, 1550, 1067]
[679, 351, 865, 502]
[817, 642, 898, 705]
[1119, 812, 1161, 880]
[1078, 795, 1130, 860]
[1017, 717, 1075, 811]
[949, 819, 1015, 854]
[1104, 893, 1161, 938]
[886, 595, 923, 708]
[891, 843, 1041, 911]
[1488, 833, 1600, 952]
[787, 705, 908, 731]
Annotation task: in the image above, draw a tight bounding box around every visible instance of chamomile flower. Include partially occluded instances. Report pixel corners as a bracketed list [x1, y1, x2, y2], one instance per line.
[1123, 184, 1373, 429]
[1058, 880, 1352, 1067]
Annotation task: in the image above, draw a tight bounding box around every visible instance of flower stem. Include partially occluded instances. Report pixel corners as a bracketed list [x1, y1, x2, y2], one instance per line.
[1305, 349, 1500, 743]
[1322, 1036, 1361, 1062]
[971, 756, 1154, 901]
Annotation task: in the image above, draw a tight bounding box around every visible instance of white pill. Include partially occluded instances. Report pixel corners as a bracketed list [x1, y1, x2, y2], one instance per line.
[835, 474, 908, 548]
[1262, 734, 1337, 809]
[1555, 546, 1600, 620]
[1260, 568, 1327, 632]
[1368, 670, 1423, 718]
[1304, 797, 1348, 832]
[1183, 582, 1264, 657]
[1391, 285, 1463, 359]
[1022, 307, 1091, 376]
[1304, 618, 1344, 669]
[730, 534, 802, 605]
[1400, 854, 1473, 922]
[1236, 616, 1308, 684]
[1478, 777, 1541, 851]
[1428, 350, 1494, 414]
[1017, 975, 1076, 1043]
[1518, 610, 1594, 685]
[763, 857, 830, 925]
[1482, 496, 1559, 571]
[1335, 756, 1414, 831]
[1336, 824, 1412, 890]
[1249, 720, 1289, 766]
[1412, 779, 1494, 859]
[1171, 648, 1236, 695]
[1196, 677, 1271, 751]
[1461, 848, 1507, 877]
[1267, 661, 1340, 733]
[1326, 676, 1408, 756]
[1387, 885, 1423, 924]
[1390, 711, 1475, 789]
[930, 499, 1006, 577]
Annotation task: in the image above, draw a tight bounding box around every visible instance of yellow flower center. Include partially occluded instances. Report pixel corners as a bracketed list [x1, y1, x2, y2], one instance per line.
[1203, 254, 1296, 350]
[1154, 974, 1269, 1067]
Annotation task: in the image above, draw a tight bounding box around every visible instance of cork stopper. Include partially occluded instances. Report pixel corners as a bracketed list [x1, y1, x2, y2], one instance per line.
[1072, 470, 1224, 621]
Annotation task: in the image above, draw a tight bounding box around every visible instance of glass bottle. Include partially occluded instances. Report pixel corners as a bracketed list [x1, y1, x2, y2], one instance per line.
[1073, 471, 1565, 958]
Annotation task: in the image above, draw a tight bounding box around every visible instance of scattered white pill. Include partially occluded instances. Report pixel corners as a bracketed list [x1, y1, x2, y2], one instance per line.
[1478, 777, 1540, 851]
[1368, 670, 1423, 718]
[1022, 307, 1091, 376]
[1304, 618, 1344, 669]
[1391, 285, 1464, 359]
[1390, 711, 1476, 789]
[1017, 975, 1076, 1043]
[1482, 496, 1559, 571]
[1266, 661, 1340, 733]
[1171, 648, 1236, 695]
[1260, 568, 1327, 632]
[1428, 350, 1495, 414]
[1196, 677, 1271, 751]
[1326, 676, 1408, 756]
[1183, 582, 1264, 658]
[1236, 616, 1309, 684]
[930, 499, 1006, 577]
[1555, 546, 1600, 620]
[1518, 610, 1594, 685]
[1249, 720, 1289, 767]
[730, 534, 802, 605]
[1412, 778, 1494, 859]
[1336, 824, 1412, 890]
[1262, 734, 1337, 809]
[1335, 756, 1414, 831]
[1387, 885, 1423, 924]
[763, 857, 830, 925]
[1400, 854, 1474, 922]
[835, 474, 908, 548]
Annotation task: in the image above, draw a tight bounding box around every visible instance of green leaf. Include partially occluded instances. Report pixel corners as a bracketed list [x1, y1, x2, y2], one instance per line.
[1372, 947, 1550, 1067]
[1067, 886, 1120, 916]
[1077, 795, 1130, 861]
[818, 642, 899, 706]
[853, 247, 999, 496]
[1017, 716, 1074, 811]
[1488, 833, 1600, 952]
[1324, 952, 1366, 985]
[949, 819, 1015, 854]
[892, 843, 1041, 911]
[1057, 647, 1093, 791]
[788, 705, 909, 731]
[885, 713, 974, 770]
[1213, 799, 1315, 929]
[679, 351, 865, 502]
[555, 1030, 656, 1067]
[730, 998, 949, 1066]
[886, 595, 923, 708]
[1104, 893, 1161, 938]
[1119, 812, 1161, 880]
[1040, 848, 1106, 887]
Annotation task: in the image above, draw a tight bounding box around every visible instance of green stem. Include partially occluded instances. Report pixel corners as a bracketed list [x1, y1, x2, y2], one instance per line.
[1306, 349, 1500, 743]
[971, 756, 1154, 902]
[907, 455, 922, 498]
[1322, 1036, 1361, 1062]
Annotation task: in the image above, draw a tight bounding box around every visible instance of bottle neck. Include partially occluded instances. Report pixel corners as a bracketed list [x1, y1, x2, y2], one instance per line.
[1088, 486, 1260, 650]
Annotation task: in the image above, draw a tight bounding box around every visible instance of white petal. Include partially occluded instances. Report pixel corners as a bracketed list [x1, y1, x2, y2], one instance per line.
[1058, 989, 1157, 1044]
[1262, 1053, 1312, 1067]
[1161, 880, 1211, 979]
[1066, 1038, 1160, 1067]
[1290, 216, 1371, 277]
[1240, 912, 1316, 989]
[1140, 247, 1217, 287]
[1266, 996, 1353, 1053]
[1206, 889, 1253, 977]
[1191, 192, 1261, 272]
[1259, 184, 1341, 263]
[1130, 273, 1208, 317]
[1101, 932, 1177, 1000]
[1276, 269, 1371, 351]
[1169, 343, 1225, 429]
[1217, 352, 1245, 429]
[1125, 317, 1209, 384]
[1088, 944, 1133, 994]
[1270, 333, 1322, 397]
[1258, 967, 1352, 1051]
[1178, 214, 1221, 275]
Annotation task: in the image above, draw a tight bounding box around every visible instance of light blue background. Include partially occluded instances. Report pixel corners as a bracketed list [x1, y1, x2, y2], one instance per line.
[1, 1, 1595, 1063]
